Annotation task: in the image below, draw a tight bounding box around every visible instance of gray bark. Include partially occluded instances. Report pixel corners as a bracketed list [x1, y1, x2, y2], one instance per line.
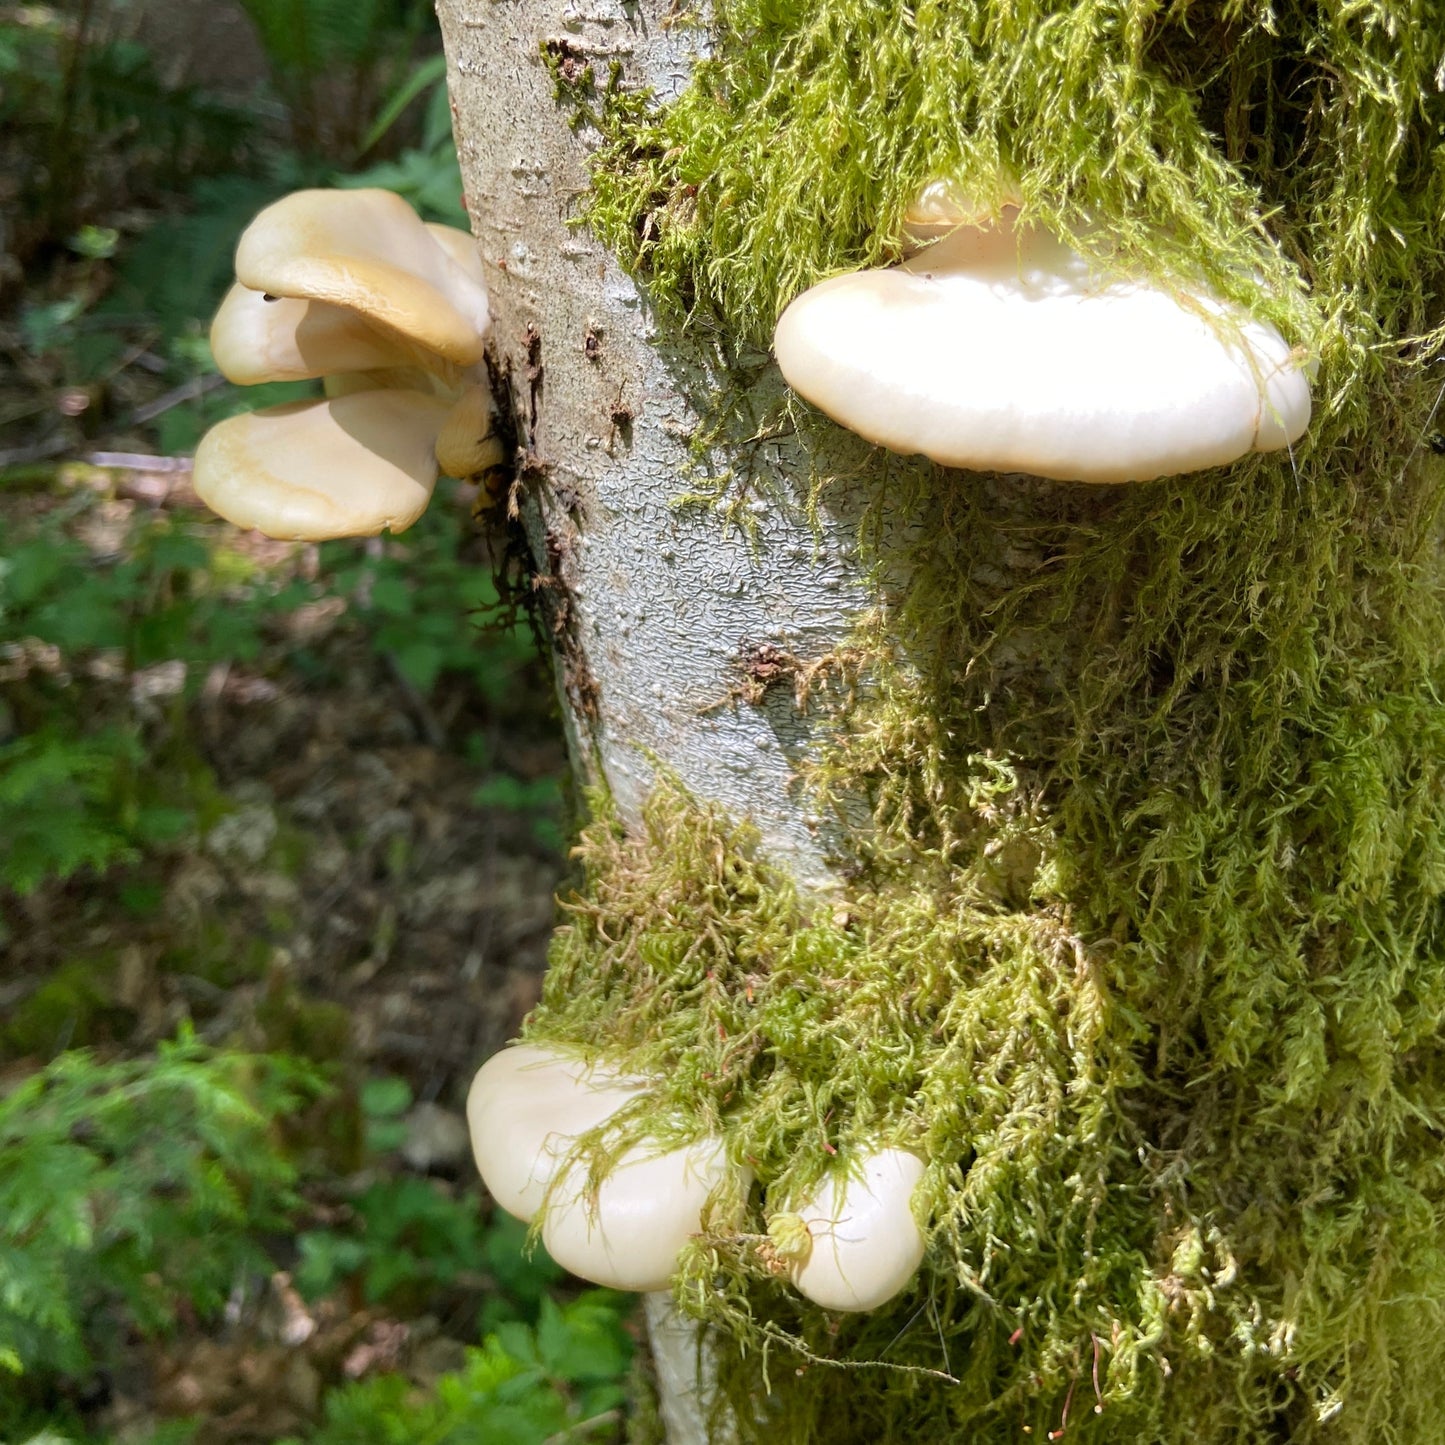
[435, 0, 868, 891]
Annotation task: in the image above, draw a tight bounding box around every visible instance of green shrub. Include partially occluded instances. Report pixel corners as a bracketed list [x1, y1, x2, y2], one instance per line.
[288, 1292, 634, 1445]
[0, 1031, 319, 1397]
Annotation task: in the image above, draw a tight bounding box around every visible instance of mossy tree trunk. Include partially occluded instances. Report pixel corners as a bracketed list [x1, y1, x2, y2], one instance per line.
[435, 2, 1445, 1442]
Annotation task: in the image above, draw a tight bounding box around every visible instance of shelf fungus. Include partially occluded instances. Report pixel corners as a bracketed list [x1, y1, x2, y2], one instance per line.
[774, 185, 1312, 484]
[768, 1147, 927, 1312]
[467, 1044, 742, 1293]
[195, 189, 504, 541]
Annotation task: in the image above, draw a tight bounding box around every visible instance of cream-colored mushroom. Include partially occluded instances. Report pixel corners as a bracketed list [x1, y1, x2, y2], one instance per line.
[235, 188, 490, 365]
[192, 390, 451, 541]
[770, 1147, 927, 1312]
[209, 284, 428, 386]
[467, 1042, 742, 1292]
[542, 1137, 737, 1292]
[425, 222, 489, 288]
[435, 384, 506, 481]
[902, 175, 1023, 243]
[773, 201, 1311, 484]
[195, 190, 501, 540]
[466, 1044, 648, 1222]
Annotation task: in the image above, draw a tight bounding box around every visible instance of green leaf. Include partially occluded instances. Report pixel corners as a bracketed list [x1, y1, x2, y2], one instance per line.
[359, 53, 448, 155]
[536, 1293, 634, 1385]
[392, 638, 445, 692]
[361, 1076, 413, 1119]
[0, 1037, 320, 1380]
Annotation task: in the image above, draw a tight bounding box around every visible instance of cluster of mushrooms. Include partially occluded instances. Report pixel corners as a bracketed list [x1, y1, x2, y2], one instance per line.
[197, 181, 1312, 1312]
[467, 1044, 928, 1311]
[194, 188, 502, 541]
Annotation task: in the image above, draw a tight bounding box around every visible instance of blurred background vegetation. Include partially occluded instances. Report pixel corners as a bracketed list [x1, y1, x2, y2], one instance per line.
[0, 3, 643, 1441]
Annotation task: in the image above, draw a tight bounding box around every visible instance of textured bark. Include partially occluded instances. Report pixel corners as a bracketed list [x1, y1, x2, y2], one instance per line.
[436, 0, 864, 890]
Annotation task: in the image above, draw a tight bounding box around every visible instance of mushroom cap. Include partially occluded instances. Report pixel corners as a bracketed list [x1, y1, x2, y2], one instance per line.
[210, 283, 423, 385]
[542, 1138, 737, 1293]
[192, 389, 450, 541]
[780, 1147, 926, 1312]
[902, 176, 1023, 246]
[424, 223, 486, 287]
[773, 214, 1312, 484]
[235, 189, 491, 366]
[466, 1044, 648, 1223]
[435, 384, 504, 480]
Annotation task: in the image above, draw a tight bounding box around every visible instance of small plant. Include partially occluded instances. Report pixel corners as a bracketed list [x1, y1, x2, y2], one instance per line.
[0, 7, 255, 255]
[0, 498, 303, 897]
[471, 771, 566, 852]
[294, 1172, 571, 1321]
[359, 1074, 415, 1154]
[0, 1030, 319, 1427]
[239, 0, 439, 160]
[296, 1175, 493, 1306]
[323, 502, 536, 700]
[287, 1290, 635, 1445]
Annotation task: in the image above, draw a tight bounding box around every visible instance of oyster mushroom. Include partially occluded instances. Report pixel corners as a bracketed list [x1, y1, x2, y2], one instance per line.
[467, 1043, 743, 1293]
[773, 192, 1312, 484]
[192, 390, 452, 541]
[195, 189, 502, 540]
[769, 1147, 927, 1312]
[234, 188, 490, 366]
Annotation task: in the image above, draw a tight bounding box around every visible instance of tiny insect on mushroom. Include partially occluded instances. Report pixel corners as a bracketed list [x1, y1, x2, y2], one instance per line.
[194, 189, 504, 541]
[768, 1146, 928, 1312]
[467, 1042, 744, 1293]
[773, 185, 1312, 484]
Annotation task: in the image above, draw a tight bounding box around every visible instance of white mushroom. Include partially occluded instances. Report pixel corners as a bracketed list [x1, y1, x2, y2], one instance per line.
[542, 1136, 737, 1292]
[467, 1042, 743, 1292]
[773, 202, 1311, 484]
[466, 1044, 648, 1222]
[195, 190, 502, 540]
[770, 1147, 927, 1312]
[901, 175, 1023, 243]
[192, 390, 451, 541]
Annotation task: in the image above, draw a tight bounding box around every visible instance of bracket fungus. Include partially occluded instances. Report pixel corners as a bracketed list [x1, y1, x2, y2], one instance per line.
[768, 1147, 927, 1313]
[467, 1043, 742, 1293]
[195, 189, 505, 541]
[773, 188, 1312, 484]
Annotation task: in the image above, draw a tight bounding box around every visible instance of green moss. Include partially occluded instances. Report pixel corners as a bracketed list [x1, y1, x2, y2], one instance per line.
[254, 967, 352, 1063]
[5, 958, 125, 1057]
[531, 1, 1445, 1441]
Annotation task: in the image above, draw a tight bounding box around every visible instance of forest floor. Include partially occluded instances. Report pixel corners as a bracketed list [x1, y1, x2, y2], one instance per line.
[0, 349, 632, 1442]
[0, 6, 657, 1433]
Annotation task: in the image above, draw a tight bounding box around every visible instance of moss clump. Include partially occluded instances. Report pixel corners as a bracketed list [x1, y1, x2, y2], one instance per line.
[527, 1, 1445, 1441]
[529, 755, 1445, 1441]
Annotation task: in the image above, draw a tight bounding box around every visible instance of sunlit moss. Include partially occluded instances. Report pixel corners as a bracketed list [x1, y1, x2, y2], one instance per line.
[530, 2, 1445, 1441]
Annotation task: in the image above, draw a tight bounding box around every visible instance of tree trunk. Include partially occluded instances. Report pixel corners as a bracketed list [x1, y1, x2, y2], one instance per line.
[434, 0, 861, 883]
[435, 3, 1445, 1442]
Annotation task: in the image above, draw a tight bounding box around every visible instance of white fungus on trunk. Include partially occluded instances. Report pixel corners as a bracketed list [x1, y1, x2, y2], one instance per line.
[774, 207, 1312, 483]
[467, 1042, 744, 1294]
[465, 1043, 647, 1221]
[770, 1147, 928, 1313]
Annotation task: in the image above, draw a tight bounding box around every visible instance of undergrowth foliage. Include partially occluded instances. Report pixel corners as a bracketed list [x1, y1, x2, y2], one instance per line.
[528, 2, 1445, 1442]
[0, 1033, 316, 1384]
